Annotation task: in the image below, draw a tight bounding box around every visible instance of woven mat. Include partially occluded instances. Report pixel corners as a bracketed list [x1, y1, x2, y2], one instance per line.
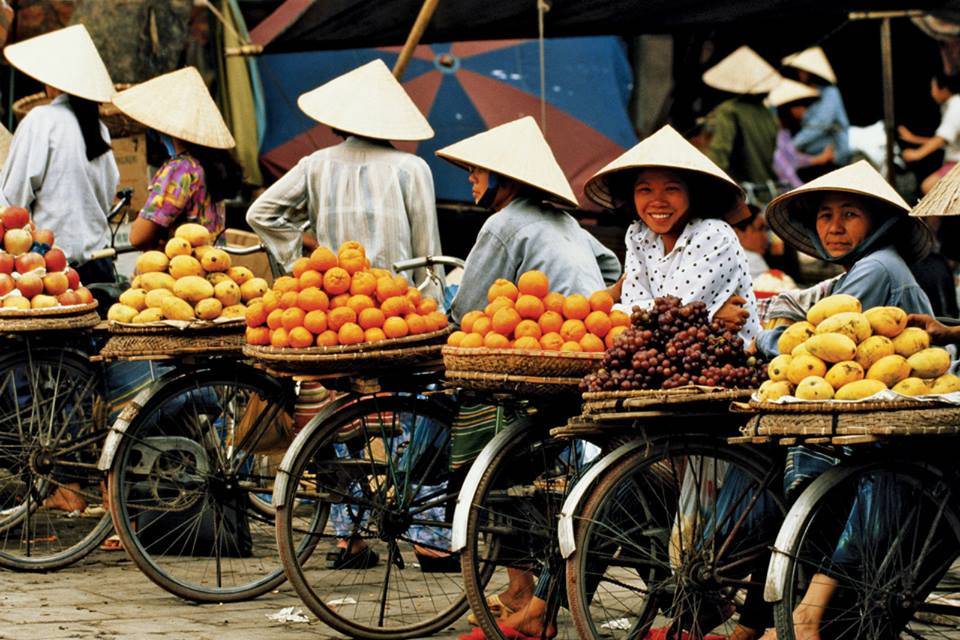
[741, 406, 960, 438]
[442, 346, 602, 378]
[445, 370, 583, 397]
[0, 301, 98, 319]
[583, 386, 753, 414]
[98, 331, 245, 361]
[0, 311, 100, 333]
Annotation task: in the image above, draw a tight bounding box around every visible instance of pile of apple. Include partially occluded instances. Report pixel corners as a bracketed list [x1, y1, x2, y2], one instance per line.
[0, 206, 94, 311]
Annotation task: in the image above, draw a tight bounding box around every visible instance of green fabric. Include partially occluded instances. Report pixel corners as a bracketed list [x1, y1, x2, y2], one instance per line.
[705, 97, 779, 184]
[449, 403, 528, 470]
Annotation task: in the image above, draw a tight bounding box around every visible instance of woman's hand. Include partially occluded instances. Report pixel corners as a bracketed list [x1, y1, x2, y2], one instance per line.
[714, 295, 750, 331]
[902, 147, 922, 163]
[605, 274, 624, 303]
[908, 313, 958, 345]
[813, 144, 834, 166]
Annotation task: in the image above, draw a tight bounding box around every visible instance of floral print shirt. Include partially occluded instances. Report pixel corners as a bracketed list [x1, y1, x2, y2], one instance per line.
[138, 153, 224, 235]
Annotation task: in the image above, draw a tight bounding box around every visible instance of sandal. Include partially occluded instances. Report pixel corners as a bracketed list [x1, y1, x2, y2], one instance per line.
[414, 550, 461, 573]
[99, 534, 124, 552]
[325, 547, 380, 570]
[467, 594, 517, 626]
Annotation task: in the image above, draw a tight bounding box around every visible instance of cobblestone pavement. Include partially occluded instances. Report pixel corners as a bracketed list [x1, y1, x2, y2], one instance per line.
[0, 549, 474, 640]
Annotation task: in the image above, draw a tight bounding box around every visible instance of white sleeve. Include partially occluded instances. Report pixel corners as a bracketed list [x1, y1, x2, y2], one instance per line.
[617, 224, 655, 313]
[245, 158, 310, 274]
[666, 222, 744, 320]
[0, 113, 50, 210]
[936, 98, 960, 145]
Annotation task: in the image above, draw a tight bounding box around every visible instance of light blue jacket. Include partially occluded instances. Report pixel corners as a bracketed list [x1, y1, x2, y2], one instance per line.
[792, 85, 851, 165]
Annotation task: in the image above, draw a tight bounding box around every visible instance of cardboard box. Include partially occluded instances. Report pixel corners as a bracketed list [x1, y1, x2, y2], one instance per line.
[112, 134, 149, 213]
[223, 228, 274, 285]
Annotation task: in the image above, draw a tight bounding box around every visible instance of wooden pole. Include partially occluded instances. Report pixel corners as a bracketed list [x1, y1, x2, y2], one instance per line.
[881, 17, 896, 180]
[393, 0, 441, 81]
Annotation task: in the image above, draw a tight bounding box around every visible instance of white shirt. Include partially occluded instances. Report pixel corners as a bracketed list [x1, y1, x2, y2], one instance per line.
[937, 94, 960, 162]
[246, 137, 443, 296]
[0, 94, 118, 263]
[620, 217, 760, 341]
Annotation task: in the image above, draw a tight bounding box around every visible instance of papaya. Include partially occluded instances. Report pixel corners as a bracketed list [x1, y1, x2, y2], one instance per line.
[863, 306, 907, 338]
[807, 294, 862, 326]
[804, 333, 857, 363]
[835, 379, 887, 401]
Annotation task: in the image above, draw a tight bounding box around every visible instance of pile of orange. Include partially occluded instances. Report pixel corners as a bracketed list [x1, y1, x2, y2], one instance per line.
[245, 241, 448, 348]
[447, 270, 629, 352]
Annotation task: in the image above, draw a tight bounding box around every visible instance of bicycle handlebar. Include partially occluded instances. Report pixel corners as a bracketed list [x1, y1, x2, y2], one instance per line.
[393, 256, 465, 273]
[222, 245, 264, 256]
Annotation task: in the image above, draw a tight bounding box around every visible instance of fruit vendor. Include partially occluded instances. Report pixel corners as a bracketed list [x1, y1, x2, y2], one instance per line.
[246, 60, 443, 299]
[440, 116, 621, 325]
[0, 25, 118, 286]
[111, 67, 241, 250]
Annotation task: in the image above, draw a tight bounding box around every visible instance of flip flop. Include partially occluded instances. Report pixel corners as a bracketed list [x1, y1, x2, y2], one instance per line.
[467, 594, 517, 626]
[99, 534, 124, 552]
[459, 623, 553, 640]
[325, 547, 380, 570]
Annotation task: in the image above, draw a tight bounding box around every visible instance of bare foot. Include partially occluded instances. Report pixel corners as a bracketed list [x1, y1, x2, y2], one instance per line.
[498, 568, 535, 612]
[729, 625, 762, 640]
[500, 597, 556, 639]
[43, 483, 87, 512]
[758, 628, 777, 640]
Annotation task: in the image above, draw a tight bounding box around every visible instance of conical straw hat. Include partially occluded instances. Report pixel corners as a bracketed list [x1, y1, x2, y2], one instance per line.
[584, 125, 744, 220]
[436, 116, 578, 208]
[112, 67, 235, 149]
[782, 46, 837, 85]
[767, 160, 932, 261]
[911, 161, 960, 218]
[297, 59, 433, 141]
[4, 25, 114, 103]
[702, 46, 781, 95]
[767, 78, 820, 108]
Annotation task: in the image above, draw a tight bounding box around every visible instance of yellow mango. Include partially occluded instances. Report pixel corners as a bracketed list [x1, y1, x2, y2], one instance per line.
[866, 354, 912, 387]
[169, 255, 205, 279]
[130, 275, 141, 289]
[240, 277, 269, 303]
[906, 347, 951, 379]
[220, 303, 247, 319]
[787, 354, 828, 386]
[206, 272, 232, 286]
[139, 272, 177, 292]
[214, 280, 241, 307]
[107, 303, 138, 323]
[792, 343, 812, 357]
[892, 377, 930, 396]
[144, 288, 174, 309]
[164, 237, 192, 259]
[131, 308, 164, 324]
[226, 266, 254, 285]
[931, 373, 960, 394]
[135, 250, 169, 274]
[118, 288, 147, 311]
[804, 333, 857, 363]
[825, 361, 864, 389]
[863, 306, 907, 338]
[815, 312, 871, 343]
[173, 275, 215, 304]
[892, 327, 931, 357]
[200, 248, 231, 273]
[835, 379, 887, 401]
[161, 296, 195, 321]
[194, 298, 223, 321]
[855, 335, 895, 370]
[767, 354, 792, 382]
[795, 376, 835, 400]
[174, 223, 211, 247]
[758, 380, 794, 402]
[806, 294, 862, 326]
[778, 321, 816, 355]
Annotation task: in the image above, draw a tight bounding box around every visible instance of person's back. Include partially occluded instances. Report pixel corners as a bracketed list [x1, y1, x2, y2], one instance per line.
[706, 96, 779, 184]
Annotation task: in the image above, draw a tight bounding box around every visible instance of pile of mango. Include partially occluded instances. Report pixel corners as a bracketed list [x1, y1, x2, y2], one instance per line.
[107, 224, 269, 323]
[759, 294, 960, 402]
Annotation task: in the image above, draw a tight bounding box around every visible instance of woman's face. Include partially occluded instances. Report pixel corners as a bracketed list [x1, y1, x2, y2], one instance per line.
[468, 167, 490, 204]
[736, 214, 770, 255]
[633, 169, 691, 236]
[815, 193, 873, 257]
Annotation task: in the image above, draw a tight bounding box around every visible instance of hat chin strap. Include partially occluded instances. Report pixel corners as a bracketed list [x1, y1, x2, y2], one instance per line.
[805, 214, 899, 266]
[478, 172, 502, 209]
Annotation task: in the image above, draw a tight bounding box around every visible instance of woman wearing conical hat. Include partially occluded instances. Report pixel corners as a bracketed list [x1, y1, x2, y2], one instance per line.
[702, 45, 781, 187]
[0, 24, 118, 286]
[438, 116, 620, 325]
[781, 46, 851, 176]
[246, 59, 443, 299]
[768, 78, 835, 188]
[112, 67, 241, 249]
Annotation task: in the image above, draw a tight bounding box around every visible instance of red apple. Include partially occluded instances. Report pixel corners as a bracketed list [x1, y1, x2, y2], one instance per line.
[32, 228, 54, 246]
[64, 267, 80, 290]
[44, 247, 66, 272]
[0, 206, 29, 230]
[31, 294, 58, 309]
[0, 274, 14, 297]
[3, 296, 29, 310]
[15, 273, 43, 298]
[74, 287, 94, 304]
[0, 221, 5, 238]
[14, 252, 44, 274]
[57, 290, 79, 306]
[42, 271, 68, 296]
[3, 229, 33, 256]
[0, 252, 13, 275]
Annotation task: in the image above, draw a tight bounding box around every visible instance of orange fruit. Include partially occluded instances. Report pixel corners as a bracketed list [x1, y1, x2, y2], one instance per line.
[327, 307, 357, 331]
[515, 294, 545, 320]
[274, 276, 299, 294]
[487, 279, 519, 303]
[447, 330, 467, 346]
[279, 291, 299, 310]
[270, 328, 290, 348]
[281, 307, 306, 331]
[376, 276, 403, 302]
[579, 333, 605, 352]
[261, 290, 281, 313]
[609, 310, 630, 327]
[484, 332, 510, 348]
[514, 319, 542, 340]
[288, 326, 314, 349]
[245, 303, 267, 328]
[492, 308, 521, 336]
[338, 322, 365, 345]
[350, 271, 378, 296]
[338, 248, 366, 275]
[417, 297, 438, 314]
[538, 310, 564, 335]
[405, 313, 428, 335]
[385, 295, 414, 318]
[422, 313, 440, 333]
[316, 330, 339, 347]
[486, 296, 515, 317]
[309, 247, 339, 272]
[292, 257, 312, 278]
[358, 307, 386, 329]
[560, 319, 587, 343]
[472, 316, 493, 337]
[383, 316, 409, 339]
[323, 267, 351, 295]
[589, 291, 615, 314]
[539, 332, 564, 351]
[561, 341, 583, 352]
[347, 294, 376, 315]
[245, 326, 270, 345]
[406, 288, 423, 307]
[605, 325, 628, 348]
[518, 270, 550, 298]
[543, 292, 565, 314]
[461, 310, 485, 334]
[299, 269, 324, 290]
[562, 294, 591, 320]
[297, 287, 329, 312]
[338, 241, 365, 256]
[304, 310, 328, 334]
[460, 332, 484, 348]
[266, 308, 284, 330]
[392, 275, 409, 295]
[428, 311, 449, 330]
[365, 327, 387, 342]
[513, 336, 542, 351]
[331, 293, 350, 309]
[584, 311, 612, 338]
[370, 267, 391, 280]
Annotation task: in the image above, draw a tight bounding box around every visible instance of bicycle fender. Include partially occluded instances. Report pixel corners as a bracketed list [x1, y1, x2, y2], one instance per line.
[764, 463, 862, 603]
[450, 421, 530, 553]
[558, 440, 651, 559]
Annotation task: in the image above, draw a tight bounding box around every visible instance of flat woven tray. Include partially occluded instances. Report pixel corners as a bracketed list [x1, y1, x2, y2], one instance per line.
[0, 311, 100, 332]
[733, 399, 939, 413]
[740, 406, 960, 438]
[583, 386, 754, 414]
[0, 301, 98, 319]
[98, 331, 245, 361]
[107, 318, 245, 334]
[442, 346, 602, 378]
[445, 370, 583, 397]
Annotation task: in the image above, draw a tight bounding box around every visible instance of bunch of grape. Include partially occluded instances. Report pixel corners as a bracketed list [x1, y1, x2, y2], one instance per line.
[581, 295, 765, 392]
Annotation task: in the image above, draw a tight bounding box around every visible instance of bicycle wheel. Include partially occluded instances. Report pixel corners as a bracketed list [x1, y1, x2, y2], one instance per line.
[107, 364, 304, 602]
[566, 434, 784, 640]
[275, 392, 464, 640]
[0, 345, 112, 570]
[461, 427, 593, 640]
[772, 458, 960, 640]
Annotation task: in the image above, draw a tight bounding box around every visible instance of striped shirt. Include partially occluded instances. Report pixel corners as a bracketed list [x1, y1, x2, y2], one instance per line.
[245, 137, 443, 296]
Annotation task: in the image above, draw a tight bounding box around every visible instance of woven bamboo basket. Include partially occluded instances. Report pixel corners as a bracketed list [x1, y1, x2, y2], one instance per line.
[583, 386, 754, 414]
[98, 331, 245, 360]
[743, 405, 960, 438]
[107, 318, 245, 335]
[445, 370, 583, 397]
[0, 301, 98, 318]
[442, 346, 602, 378]
[735, 399, 938, 414]
[13, 84, 144, 137]
[0, 311, 100, 332]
